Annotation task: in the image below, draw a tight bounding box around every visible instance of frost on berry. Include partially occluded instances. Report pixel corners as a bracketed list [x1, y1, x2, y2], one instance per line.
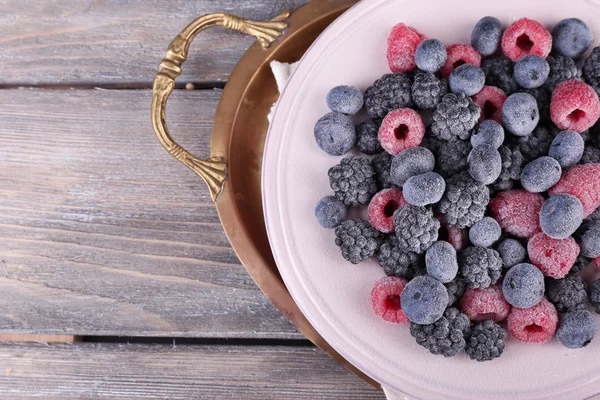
[549, 163, 600, 218]
[490, 190, 544, 238]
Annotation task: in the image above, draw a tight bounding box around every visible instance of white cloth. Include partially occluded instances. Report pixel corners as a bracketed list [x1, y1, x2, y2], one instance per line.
[268, 60, 410, 400]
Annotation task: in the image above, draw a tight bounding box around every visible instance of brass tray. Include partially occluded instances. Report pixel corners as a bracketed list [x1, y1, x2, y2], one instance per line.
[151, 0, 377, 388]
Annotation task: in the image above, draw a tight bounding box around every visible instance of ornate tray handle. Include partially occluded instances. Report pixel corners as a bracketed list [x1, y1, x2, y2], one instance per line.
[151, 10, 290, 201]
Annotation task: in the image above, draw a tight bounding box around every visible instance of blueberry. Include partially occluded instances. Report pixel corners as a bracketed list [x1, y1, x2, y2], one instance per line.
[577, 222, 600, 258]
[314, 112, 356, 156]
[449, 64, 486, 96]
[469, 217, 501, 248]
[471, 16, 502, 56]
[549, 130, 585, 168]
[390, 147, 435, 186]
[520, 156, 562, 193]
[315, 196, 347, 228]
[401, 275, 449, 324]
[326, 85, 364, 115]
[415, 39, 447, 73]
[467, 145, 502, 185]
[403, 172, 446, 206]
[425, 241, 458, 283]
[514, 55, 550, 89]
[552, 18, 593, 59]
[502, 263, 545, 308]
[540, 194, 584, 239]
[470, 120, 504, 149]
[497, 238, 526, 268]
[502, 93, 540, 137]
[556, 310, 597, 349]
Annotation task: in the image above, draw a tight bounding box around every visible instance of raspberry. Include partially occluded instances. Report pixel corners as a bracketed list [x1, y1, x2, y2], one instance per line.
[371, 152, 394, 191]
[492, 145, 524, 191]
[440, 44, 482, 79]
[501, 18, 552, 62]
[387, 23, 427, 73]
[364, 73, 413, 119]
[490, 190, 544, 238]
[379, 108, 425, 155]
[411, 71, 448, 110]
[355, 119, 383, 155]
[438, 172, 489, 228]
[549, 164, 600, 218]
[527, 232, 580, 279]
[507, 297, 558, 343]
[551, 80, 600, 132]
[334, 219, 382, 264]
[371, 276, 409, 324]
[546, 274, 587, 313]
[432, 93, 481, 141]
[368, 188, 407, 233]
[481, 56, 518, 95]
[472, 86, 507, 124]
[465, 320, 507, 362]
[460, 283, 510, 322]
[378, 236, 424, 279]
[459, 246, 503, 289]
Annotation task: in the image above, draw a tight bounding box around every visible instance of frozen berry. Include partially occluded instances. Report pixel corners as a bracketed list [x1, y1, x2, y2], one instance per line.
[368, 188, 407, 233]
[549, 163, 600, 218]
[490, 190, 544, 238]
[482, 57, 518, 95]
[372, 152, 394, 190]
[390, 146, 435, 187]
[472, 86, 508, 124]
[461, 283, 510, 322]
[465, 319, 507, 362]
[507, 297, 558, 343]
[440, 44, 482, 79]
[503, 263, 545, 308]
[403, 172, 446, 206]
[431, 93, 480, 141]
[423, 135, 471, 178]
[552, 18, 593, 59]
[439, 172, 489, 229]
[470, 120, 504, 149]
[589, 279, 600, 313]
[437, 212, 469, 252]
[514, 55, 550, 89]
[540, 194, 584, 239]
[556, 310, 597, 349]
[410, 308, 470, 357]
[449, 64, 485, 96]
[334, 219, 382, 264]
[497, 238, 526, 268]
[401, 275, 449, 324]
[546, 274, 587, 313]
[502, 93, 540, 136]
[415, 38, 447, 72]
[501, 18, 552, 62]
[378, 236, 423, 279]
[411, 71, 447, 110]
[371, 276, 409, 324]
[315, 195, 347, 229]
[471, 16, 502, 57]
[545, 55, 581, 93]
[459, 246, 503, 289]
[576, 221, 600, 258]
[551, 80, 600, 132]
[469, 217, 501, 248]
[492, 145, 524, 192]
[314, 112, 356, 156]
[548, 130, 585, 168]
[515, 124, 555, 163]
[379, 108, 425, 155]
[329, 156, 378, 207]
[520, 156, 562, 193]
[468, 145, 502, 185]
[584, 47, 600, 95]
[364, 73, 413, 119]
[394, 204, 440, 254]
[355, 119, 383, 155]
[387, 23, 426, 73]
[425, 241, 458, 283]
[528, 232, 580, 278]
[326, 85, 364, 115]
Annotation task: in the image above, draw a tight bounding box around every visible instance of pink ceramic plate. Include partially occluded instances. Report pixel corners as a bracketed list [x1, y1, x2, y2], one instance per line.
[263, 0, 600, 398]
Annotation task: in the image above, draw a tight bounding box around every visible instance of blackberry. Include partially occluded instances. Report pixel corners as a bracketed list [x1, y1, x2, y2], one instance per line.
[328, 156, 378, 207]
[412, 71, 448, 110]
[445, 277, 467, 306]
[422, 135, 471, 178]
[515, 125, 555, 163]
[465, 320, 506, 362]
[431, 93, 480, 141]
[546, 275, 587, 313]
[589, 279, 600, 314]
[409, 307, 470, 357]
[438, 172, 490, 228]
[364, 73, 413, 119]
[334, 219, 382, 264]
[394, 205, 440, 254]
[377, 235, 424, 279]
[570, 255, 592, 274]
[544, 55, 581, 92]
[371, 152, 394, 190]
[588, 207, 600, 222]
[582, 146, 600, 164]
[355, 119, 383, 155]
[459, 246, 503, 289]
[481, 56, 518, 95]
[519, 87, 551, 122]
[583, 47, 600, 96]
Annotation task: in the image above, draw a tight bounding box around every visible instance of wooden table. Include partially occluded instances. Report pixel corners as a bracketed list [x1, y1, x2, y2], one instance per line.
[0, 1, 384, 398]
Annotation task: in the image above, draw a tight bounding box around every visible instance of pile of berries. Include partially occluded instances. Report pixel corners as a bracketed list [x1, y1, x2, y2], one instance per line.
[314, 16, 600, 361]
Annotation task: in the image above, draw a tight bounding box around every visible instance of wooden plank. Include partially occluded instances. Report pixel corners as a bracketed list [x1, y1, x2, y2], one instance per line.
[0, 342, 384, 399]
[0, 88, 300, 338]
[0, 334, 78, 343]
[0, 0, 311, 86]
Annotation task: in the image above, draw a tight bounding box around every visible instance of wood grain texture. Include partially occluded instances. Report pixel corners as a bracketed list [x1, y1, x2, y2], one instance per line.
[0, 0, 311, 86]
[0, 88, 300, 338]
[0, 342, 383, 399]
